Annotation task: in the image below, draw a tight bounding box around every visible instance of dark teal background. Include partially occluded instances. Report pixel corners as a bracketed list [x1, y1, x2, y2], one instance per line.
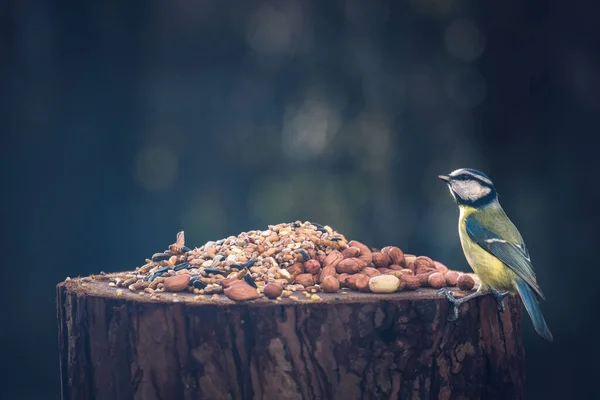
[1, 0, 597, 398]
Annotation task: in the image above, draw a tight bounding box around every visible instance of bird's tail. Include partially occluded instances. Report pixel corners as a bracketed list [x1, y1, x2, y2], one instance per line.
[515, 278, 553, 342]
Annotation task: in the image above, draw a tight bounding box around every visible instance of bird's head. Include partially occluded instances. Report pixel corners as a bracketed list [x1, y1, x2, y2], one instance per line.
[438, 168, 497, 207]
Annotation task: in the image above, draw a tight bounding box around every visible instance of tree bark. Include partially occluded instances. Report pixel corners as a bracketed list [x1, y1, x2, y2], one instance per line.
[57, 277, 525, 400]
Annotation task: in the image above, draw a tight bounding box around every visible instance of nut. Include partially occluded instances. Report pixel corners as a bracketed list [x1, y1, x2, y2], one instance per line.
[163, 275, 190, 292]
[457, 274, 475, 291]
[280, 269, 293, 281]
[377, 268, 392, 274]
[337, 273, 349, 286]
[404, 254, 417, 272]
[286, 262, 304, 275]
[372, 252, 391, 268]
[356, 275, 370, 291]
[388, 264, 403, 271]
[392, 269, 415, 279]
[404, 254, 417, 262]
[348, 240, 373, 267]
[304, 259, 321, 275]
[414, 256, 436, 274]
[361, 267, 381, 278]
[368, 275, 400, 293]
[444, 271, 459, 286]
[345, 274, 359, 289]
[223, 280, 260, 301]
[295, 273, 315, 287]
[427, 272, 446, 289]
[249, 266, 262, 274]
[318, 266, 336, 283]
[342, 247, 361, 259]
[206, 248, 217, 259]
[397, 278, 406, 291]
[323, 250, 344, 269]
[434, 261, 449, 275]
[346, 274, 370, 292]
[381, 246, 405, 267]
[400, 275, 421, 290]
[263, 283, 283, 299]
[336, 258, 363, 274]
[416, 271, 435, 286]
[321, 276, 340, 293]
[220, 276, 240, 287]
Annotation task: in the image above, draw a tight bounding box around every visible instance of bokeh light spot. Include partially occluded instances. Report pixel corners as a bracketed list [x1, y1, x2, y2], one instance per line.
[444, 19, 486, 62]
[133, 144, 179, 191]
[247, 5, 295, 54]
[282, 94, 340, 160]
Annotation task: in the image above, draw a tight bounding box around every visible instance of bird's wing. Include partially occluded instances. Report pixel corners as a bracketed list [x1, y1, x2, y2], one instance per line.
[465, 214, 545, 300]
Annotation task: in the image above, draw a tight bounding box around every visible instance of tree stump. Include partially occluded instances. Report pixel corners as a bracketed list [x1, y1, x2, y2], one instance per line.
[57, 277, 525, 400]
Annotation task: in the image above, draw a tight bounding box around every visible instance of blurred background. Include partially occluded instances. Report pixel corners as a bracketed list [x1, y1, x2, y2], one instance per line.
[1, 0, 598, 398]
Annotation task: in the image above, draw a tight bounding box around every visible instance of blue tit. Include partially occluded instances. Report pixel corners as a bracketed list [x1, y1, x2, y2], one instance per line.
[437, 168, 553, 342]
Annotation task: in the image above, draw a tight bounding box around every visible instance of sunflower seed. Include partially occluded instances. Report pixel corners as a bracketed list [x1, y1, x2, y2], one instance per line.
[151, 253, 171, 262]
[204, 268, 222, 275]
[174, 262, 190, 271]
[244, 274, 257, 288]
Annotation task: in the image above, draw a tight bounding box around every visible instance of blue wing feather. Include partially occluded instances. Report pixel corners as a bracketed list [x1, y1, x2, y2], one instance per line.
[515, 279, 553, 341]
[465, 215, 545, 300]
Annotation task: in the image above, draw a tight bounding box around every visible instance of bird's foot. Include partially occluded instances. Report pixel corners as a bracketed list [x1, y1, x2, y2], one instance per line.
[490, 288, 509, 312]
[437, 288, 462, 321]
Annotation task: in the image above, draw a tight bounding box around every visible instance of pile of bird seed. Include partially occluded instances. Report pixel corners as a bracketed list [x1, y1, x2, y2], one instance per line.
[92, 221, 475, 302]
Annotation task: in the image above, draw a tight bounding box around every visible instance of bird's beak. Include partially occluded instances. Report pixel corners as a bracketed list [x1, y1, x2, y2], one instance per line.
[438, 175, 450, 183]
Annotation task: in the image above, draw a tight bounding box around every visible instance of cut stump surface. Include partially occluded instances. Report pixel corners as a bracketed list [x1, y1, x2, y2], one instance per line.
[57, 276, 525, 400]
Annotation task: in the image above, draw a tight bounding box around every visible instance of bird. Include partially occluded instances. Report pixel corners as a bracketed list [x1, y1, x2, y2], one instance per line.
[437, 168, 553, 342]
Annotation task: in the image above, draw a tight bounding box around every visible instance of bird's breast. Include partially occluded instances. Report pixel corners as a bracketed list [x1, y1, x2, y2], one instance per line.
[458, 207, 517, 292]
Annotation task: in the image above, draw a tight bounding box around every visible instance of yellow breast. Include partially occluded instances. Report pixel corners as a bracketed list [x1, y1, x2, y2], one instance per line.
[458, 206, 517, 292]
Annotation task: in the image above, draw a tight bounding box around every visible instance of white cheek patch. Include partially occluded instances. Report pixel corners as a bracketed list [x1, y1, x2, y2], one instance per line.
[452, 180, 491, 201]
[448, 186, 457, 201]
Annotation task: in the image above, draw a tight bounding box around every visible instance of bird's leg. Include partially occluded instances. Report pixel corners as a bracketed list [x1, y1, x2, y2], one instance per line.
[490, 288, 509, 312]
[437, 287, 490, 321]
